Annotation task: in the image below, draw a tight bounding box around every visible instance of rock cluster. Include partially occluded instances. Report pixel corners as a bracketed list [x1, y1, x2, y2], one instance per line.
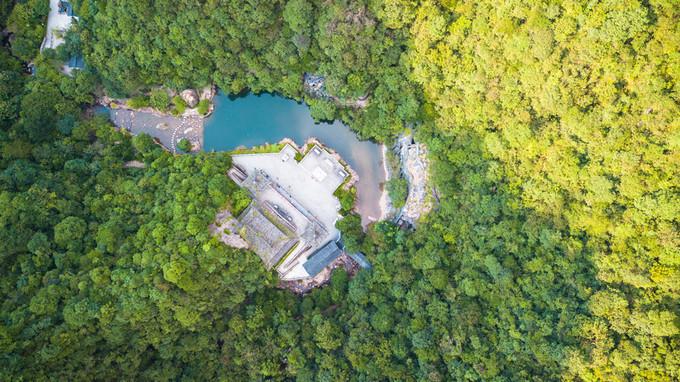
[396, 134, 433, 226]
[180, 89, 199, 108]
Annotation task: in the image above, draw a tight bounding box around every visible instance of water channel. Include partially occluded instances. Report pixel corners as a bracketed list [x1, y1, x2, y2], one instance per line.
[204, 92, 386, 225]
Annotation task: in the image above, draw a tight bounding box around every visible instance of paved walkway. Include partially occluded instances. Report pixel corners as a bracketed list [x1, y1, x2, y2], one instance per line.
[41, 0, 75, 51]
[108, 109, 203, 153]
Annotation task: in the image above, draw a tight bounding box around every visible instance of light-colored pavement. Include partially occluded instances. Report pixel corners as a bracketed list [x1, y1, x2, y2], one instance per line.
[41, 0, 75, 51]
[232, 145, 345, 237]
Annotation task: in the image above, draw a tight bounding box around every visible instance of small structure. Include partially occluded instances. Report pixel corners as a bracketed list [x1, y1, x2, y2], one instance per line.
[228, 165, 247, 183]
[303, 241, 342, 277]
[58, 1, 74, 16]
[303, 73, 329, 99]
[67, 55, 84, 69]
[348, 252, 372, 269]
[228, 143, 350, 280]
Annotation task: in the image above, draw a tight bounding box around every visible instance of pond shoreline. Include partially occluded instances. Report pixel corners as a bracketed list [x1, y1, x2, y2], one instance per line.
[97, 90, 391, 226]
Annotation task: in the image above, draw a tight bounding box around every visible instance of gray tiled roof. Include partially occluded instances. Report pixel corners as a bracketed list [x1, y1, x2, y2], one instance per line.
[303, 240, 341, 277]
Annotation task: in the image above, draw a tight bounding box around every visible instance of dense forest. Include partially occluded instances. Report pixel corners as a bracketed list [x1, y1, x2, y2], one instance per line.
[2, 0, 678, 381]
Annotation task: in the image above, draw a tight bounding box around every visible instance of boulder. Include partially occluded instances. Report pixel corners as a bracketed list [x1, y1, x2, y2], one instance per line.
[99, 95, 112, 106]
[180, 89, 199, 108]
[200, 85, 215, 100]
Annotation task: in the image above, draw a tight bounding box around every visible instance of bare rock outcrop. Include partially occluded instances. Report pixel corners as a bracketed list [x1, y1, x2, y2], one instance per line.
[210, 210, 249, 249]
[395, 134, 433, 227]
[181, 89, 199, 108]
[200, 85, 216, 100]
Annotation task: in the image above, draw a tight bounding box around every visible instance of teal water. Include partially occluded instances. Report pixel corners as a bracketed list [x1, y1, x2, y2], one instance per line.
[204, 93, 386, 224]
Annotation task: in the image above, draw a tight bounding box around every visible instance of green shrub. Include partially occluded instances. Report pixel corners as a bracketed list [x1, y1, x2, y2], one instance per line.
[386, 177, 408, 209]
[172, 95, 186, 115]
[228, 143, 284, 155]
[231, 189, 252, 217]
[336, 213, 364, 253]
[308, 98, 336, 122]
[127, 95, 150, 109]
[196, 99, 210, 115]
[334, 186, 356, 215]
[149, 89, 170, 111]
[177, 138, 191, 153]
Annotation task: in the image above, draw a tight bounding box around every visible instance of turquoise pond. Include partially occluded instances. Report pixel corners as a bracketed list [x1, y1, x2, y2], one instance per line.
[204, 92, 386, 224]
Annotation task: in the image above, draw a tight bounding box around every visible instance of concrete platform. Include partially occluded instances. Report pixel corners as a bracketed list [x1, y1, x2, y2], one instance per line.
[107, 108, 204, 153]
[231, 144, 348, 280]
[232, 144, 344, 241]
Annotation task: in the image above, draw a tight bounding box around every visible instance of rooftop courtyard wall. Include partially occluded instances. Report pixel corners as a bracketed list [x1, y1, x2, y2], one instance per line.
[239, 204, 295, 269]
